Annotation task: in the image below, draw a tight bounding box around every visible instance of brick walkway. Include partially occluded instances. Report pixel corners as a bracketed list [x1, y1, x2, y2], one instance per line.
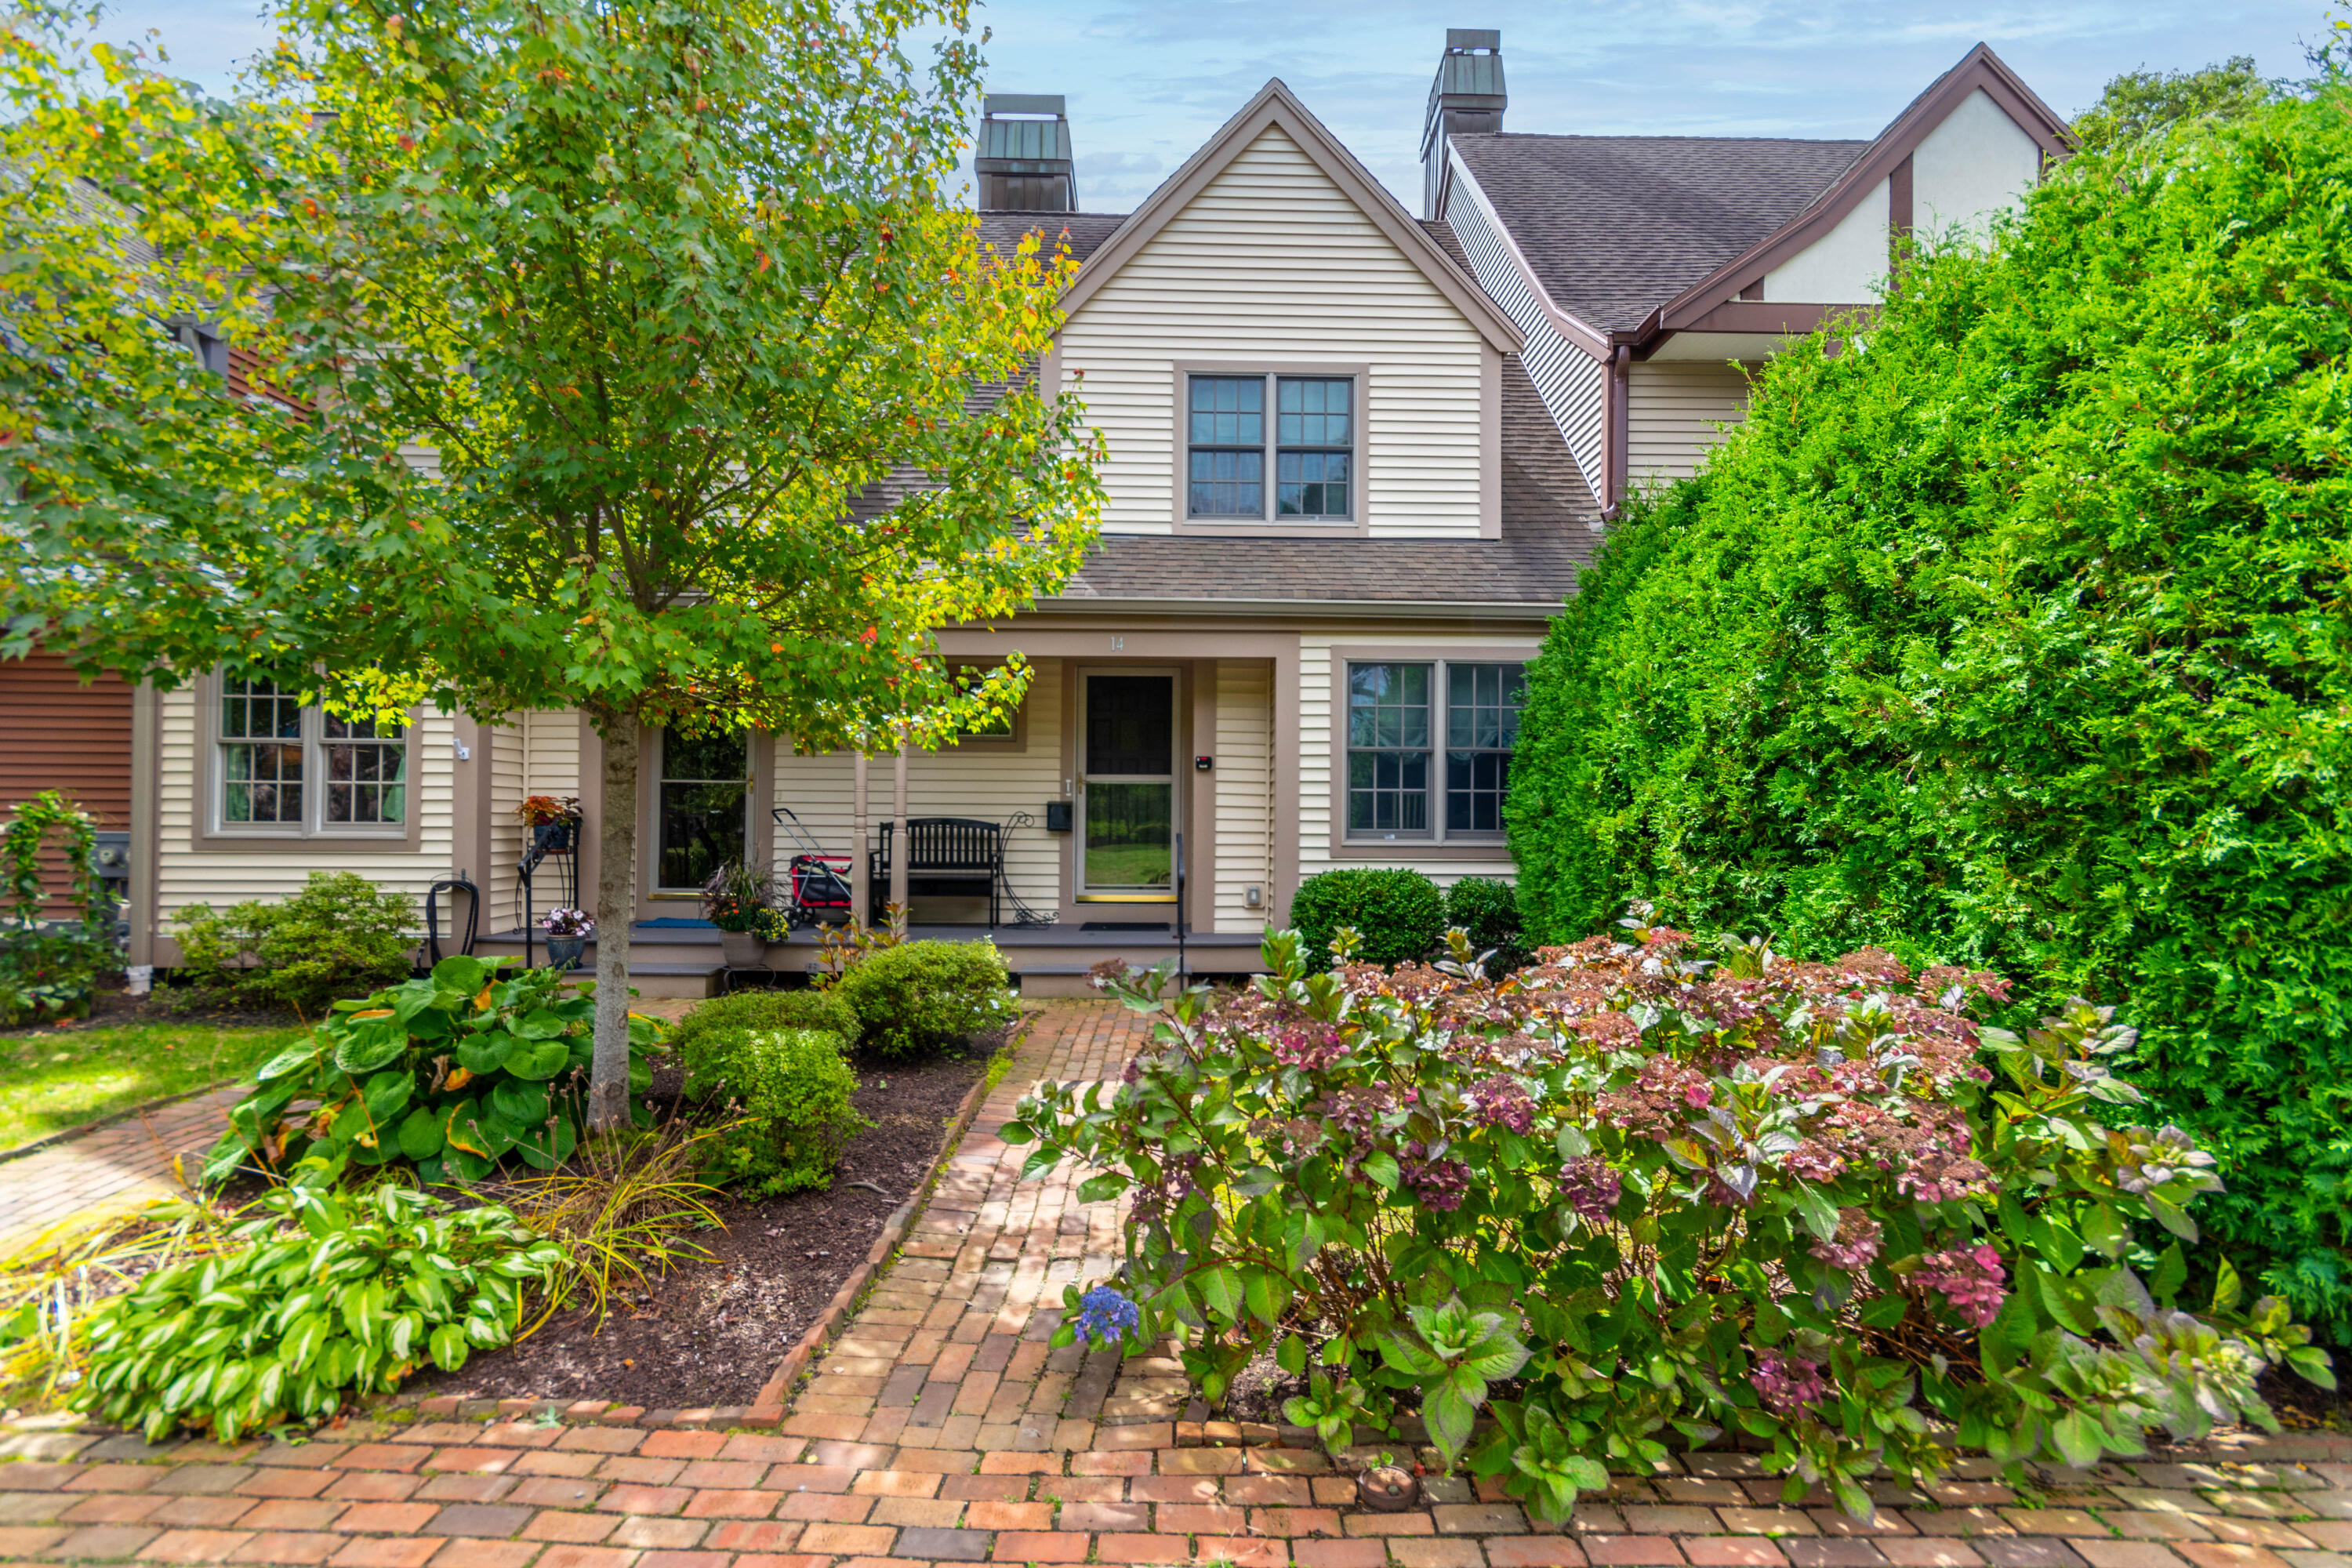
[0, 1090, 238, 1254]
[3, 1002, 2349, 1568]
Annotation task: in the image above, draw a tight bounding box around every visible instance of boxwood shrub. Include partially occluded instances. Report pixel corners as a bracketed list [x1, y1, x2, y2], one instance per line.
[1443, 877, 1533, 978]
[1290, 867, 1444, 970]
[671, 985, 862, 1058]
[1011, 918, 2333, 1523]
[682, 1027, 867, 1196]
[833, 939, 1015, 1057]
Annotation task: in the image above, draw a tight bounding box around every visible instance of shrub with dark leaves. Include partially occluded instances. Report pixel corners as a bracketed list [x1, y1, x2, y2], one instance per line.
[1008, 913, 2333, 1524]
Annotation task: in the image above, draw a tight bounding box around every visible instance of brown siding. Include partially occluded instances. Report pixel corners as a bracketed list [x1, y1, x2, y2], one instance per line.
[0, 653, 134, 904]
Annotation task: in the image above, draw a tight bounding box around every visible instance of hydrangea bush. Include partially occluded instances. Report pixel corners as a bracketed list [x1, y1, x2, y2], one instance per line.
[1007, 914, 2332, 1522]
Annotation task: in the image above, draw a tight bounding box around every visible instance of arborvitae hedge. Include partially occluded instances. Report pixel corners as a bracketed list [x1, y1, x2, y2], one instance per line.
[1508, 86, 2352, 1334]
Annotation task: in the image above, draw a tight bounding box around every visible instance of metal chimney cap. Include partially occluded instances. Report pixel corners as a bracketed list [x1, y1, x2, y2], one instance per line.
[1445, 28, 1500, 51]
[985, 93, 1067, 117]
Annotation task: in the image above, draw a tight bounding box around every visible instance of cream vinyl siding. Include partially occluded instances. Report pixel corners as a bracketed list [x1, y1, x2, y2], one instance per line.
[155, 686, 457, 929]
[1212, 659, 1275, 934]
[1443, 151, 1607, 503]
[1060, 124, 1488, 536]
[483, 710, 581, 931]
[769, 673, 1062, 916]
[1298, 633, 1530, 890]
[1627, 360, 1755, 488]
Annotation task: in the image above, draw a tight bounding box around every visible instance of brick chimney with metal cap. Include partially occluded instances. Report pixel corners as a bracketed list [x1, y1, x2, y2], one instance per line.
[977, 93, 1077, 212]
[1420, 29, 1504, 218]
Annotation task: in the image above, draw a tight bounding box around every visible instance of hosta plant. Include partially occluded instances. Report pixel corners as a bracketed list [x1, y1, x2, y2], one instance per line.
[204, 955, 662, 1185]
[74, 1164, 564, 1440]
[1008, 915, 2333, 1523]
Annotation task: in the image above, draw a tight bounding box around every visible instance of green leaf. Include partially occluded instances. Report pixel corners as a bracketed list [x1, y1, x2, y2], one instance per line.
[488, 1079, 550, 1127]
[1244, 1269, 1292, 1328]
[1421, 1372, 1478, 1464]
[254, 1041, 325, 1083]
[456, 1032, 516, 1076]
[362, 1069, 412, 1121]
[1196, 1265, 1246, 1323]
[2143, 1192, 2198, 1243]
[1791, 1181, 1840, 1243]
[2287, 1346, 2336, 1390]
[1362, 1152, 1401, 1191]
[428, 1323, 468, 1373]
[1276, 1334, 1308, 1376]
[333, 1021, 408, 1076]
[1077, 1172, 1129, 1203]
[2050, 1409, 2104, 1468]
[503, 1037, 571, 1081]
[430, 954, 492, 993]
[396, 1106, 445, 1161]
[998, 1120, 1035, 1145]
[511, 1007, 567, 1040]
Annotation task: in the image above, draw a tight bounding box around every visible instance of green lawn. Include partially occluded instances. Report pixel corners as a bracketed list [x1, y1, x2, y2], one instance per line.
[0, 1022, 310, 1152]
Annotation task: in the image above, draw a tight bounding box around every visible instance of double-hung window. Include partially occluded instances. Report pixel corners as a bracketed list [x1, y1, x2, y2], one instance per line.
[215, 677, 409, 837]
[1344, 659, 1526, 842]
[1185, 371, 1357, 523]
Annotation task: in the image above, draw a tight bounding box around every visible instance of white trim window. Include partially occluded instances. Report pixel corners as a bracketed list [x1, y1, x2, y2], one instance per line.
[1344, 659, 1526, 842]
[216, 677, 408, 836]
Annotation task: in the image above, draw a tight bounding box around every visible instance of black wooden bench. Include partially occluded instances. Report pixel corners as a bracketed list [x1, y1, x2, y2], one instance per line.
[869, 817, 1005, 926]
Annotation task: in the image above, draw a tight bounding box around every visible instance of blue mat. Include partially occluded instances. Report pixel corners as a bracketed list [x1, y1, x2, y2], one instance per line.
[637, 917, 715, 928]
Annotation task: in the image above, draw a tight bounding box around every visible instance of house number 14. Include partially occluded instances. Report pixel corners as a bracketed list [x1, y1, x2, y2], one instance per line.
[1110, 636, 1125, 651]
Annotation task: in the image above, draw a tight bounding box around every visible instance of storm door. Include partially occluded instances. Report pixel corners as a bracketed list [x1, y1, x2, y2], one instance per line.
[1079, 672, 1177, 897]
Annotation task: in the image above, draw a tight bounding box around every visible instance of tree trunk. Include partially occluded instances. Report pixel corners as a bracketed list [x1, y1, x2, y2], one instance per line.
[589, 706, 640, 1131]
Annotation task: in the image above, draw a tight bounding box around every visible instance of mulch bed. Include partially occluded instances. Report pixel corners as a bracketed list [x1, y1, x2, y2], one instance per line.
[407, 1046, 989, 1411]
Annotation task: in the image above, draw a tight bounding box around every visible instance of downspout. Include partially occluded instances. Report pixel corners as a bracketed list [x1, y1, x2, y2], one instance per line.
[1605, 344, 1632, 518]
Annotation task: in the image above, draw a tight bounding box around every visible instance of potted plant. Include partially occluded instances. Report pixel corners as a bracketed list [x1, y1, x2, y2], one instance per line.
[701, 861, 779, 967]
[539, 906, 592, 971]
[516, 795, 583, 857]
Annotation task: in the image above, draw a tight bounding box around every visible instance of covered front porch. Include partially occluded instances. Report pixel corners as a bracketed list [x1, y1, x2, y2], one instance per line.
[469, 917, 1271, 999]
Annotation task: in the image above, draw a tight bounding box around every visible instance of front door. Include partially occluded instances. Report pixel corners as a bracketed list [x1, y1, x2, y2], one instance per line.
[1080, 671, 1176, 898]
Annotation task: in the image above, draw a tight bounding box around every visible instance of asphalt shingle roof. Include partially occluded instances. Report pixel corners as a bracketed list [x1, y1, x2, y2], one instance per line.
[1449, 132, 1868, 333]
[975, 212, 1129, 265]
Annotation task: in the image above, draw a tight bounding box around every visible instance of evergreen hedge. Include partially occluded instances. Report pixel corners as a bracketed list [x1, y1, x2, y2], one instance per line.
[1508, 85, 2352, 1334]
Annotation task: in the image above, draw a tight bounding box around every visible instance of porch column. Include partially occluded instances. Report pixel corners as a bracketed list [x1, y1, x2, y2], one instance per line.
[851, 751, 869, 926]
[890, 735, 910, 917]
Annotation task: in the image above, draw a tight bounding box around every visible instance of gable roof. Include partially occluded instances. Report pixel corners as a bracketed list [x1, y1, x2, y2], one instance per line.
[1652, 43, 2069, 334]
[1056, 78, 1523, 354]
[1448, 134, 1869, 336]
[1450, 42, 2070, 345]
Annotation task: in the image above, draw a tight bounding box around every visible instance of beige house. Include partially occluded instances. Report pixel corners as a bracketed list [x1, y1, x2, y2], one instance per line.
[101, 36, 2068, 996]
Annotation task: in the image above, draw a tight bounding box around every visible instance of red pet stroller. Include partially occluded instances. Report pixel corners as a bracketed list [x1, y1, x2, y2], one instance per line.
[772, 807, 855, 930]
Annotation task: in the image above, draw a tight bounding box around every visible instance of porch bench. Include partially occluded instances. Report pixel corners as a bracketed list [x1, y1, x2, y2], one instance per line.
[869, 817, 1005, 926]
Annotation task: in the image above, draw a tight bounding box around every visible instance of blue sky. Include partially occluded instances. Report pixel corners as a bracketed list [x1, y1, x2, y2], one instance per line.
[105, 1, 2326, 213]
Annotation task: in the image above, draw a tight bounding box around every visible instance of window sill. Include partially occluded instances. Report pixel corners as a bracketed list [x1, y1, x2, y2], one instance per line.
[1334, 838, 1514, 862]
[192, 830, 418, 852]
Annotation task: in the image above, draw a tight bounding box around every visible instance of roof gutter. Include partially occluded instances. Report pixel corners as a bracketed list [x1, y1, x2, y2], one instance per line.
[1034, 594, 1563, 622]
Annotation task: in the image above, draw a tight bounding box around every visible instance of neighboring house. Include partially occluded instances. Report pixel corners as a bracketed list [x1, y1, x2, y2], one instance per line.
[78, 38, 2067, 994]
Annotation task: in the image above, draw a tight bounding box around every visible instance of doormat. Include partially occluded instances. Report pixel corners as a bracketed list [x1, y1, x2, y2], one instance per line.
[638, 917, 716, 928]
[1080, 921, 1171, 933]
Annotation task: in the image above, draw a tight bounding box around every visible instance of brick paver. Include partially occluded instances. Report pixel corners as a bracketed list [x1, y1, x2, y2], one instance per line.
[0, 1087, 239, 1250]
[5, 1004, 2349, 1568]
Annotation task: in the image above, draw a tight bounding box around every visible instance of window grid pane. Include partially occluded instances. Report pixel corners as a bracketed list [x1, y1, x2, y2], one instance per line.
[1188, 377, 1267, 517]
[323, 713, 408, 826]
[1345, 662, 1432, 836]
[1276, 377, 1352, 518]
[1444, 662, 1526, 836]
[220, 680, 303, 826]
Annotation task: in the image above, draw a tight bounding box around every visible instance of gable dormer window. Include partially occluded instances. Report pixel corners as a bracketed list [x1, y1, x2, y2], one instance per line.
[1181, 368, 1363, 526]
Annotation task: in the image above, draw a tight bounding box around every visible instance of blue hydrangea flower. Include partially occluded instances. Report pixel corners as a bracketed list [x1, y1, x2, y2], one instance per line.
[1072, 1285, 1141, 1346]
